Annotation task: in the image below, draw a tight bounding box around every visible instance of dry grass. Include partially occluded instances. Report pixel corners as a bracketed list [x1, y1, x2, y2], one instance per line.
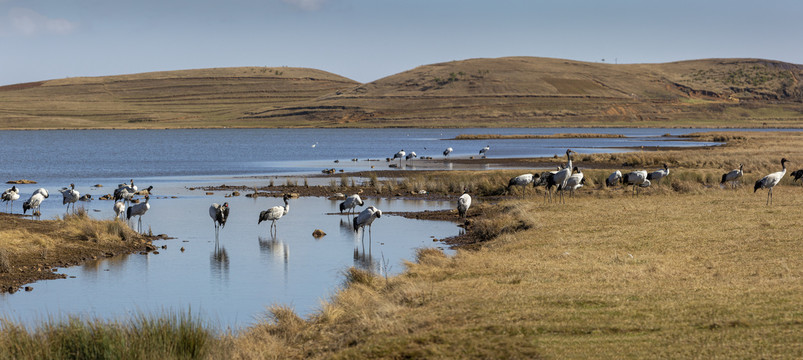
[223, 131, 803, 358]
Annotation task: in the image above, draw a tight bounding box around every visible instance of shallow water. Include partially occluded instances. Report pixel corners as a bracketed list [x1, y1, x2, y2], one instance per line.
[0, 127, 769, 330]
[0, 187, 457, 329]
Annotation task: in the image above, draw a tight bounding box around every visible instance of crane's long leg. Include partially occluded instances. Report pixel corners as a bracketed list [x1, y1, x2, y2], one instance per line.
[768, 188, 772, 205]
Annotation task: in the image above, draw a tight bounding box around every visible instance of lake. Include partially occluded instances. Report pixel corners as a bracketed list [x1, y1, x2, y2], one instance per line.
[0, 127, 757, 330]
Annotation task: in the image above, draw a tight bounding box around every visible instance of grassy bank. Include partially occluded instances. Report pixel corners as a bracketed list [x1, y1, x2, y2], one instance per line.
[0, 210, 153, 292]
[2, 131, 803, 358]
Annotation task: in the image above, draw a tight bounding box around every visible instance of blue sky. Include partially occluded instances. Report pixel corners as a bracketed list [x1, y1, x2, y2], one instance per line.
[1, 0, 801, 86]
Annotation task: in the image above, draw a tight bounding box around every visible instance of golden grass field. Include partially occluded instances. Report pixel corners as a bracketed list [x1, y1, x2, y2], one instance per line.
[2, 131, 803, 359]
[1, 57, 801, 129]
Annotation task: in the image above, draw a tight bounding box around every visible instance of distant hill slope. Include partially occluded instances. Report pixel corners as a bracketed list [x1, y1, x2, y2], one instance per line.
[1, 58, 802, 129]
[0, 67, 358, 129]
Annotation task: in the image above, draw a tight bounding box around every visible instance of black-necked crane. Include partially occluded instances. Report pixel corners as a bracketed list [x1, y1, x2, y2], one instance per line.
[534, 170, 559, 203]
[552, 149, 576, 204]
[23, 192, 46, 218]
[114, 182, 136, 205]
[60, 183, 79, 213]
[33, 188, 49, 199]
[561, 167, 584, 197]
[339, 194, 364, 215]
[755, 158, 789, 205]
[457, 190, 471, 219]
[507, 173, 538, 196]
[443, 147, 453, 158]
[393, 150, 406, 167]
[721, 164, 744, 188]
[259, 194, 291, 235]
[406, 151, 417, 162]
[353, 206, 382, 246]
[1, 186, 20, 213]
[606, 170, 622, 187]
[790, 169, 803, 185]
[209, 202, 230, 237]
[113, 201, 126, 220]
[479, 145, 490, 158]
[647, 164, 670, 185]
[127, 195, 150, 233]
[623, 170, 648, 196]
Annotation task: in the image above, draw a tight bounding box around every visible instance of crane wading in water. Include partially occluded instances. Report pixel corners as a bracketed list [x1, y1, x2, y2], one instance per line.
[259, 194, 291, 236]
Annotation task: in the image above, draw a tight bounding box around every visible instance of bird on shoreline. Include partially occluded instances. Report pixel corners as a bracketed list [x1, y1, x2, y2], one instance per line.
[127, 195, 150, 233]
[457, 190, 471, 219]
[2, 186, 20, 213]
[60, 183, 80, 214]
[259, 194, 291, 235]
[443, 147, 453, 158]
[23, 192, 46, 218]
[479, 145, 490, 158]
[755, 158, 788, 205]
[113, 201, 126, 220]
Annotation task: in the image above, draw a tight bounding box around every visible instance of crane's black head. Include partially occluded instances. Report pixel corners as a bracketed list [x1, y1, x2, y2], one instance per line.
[11, 186, 16, 192]
[339, 201, 346, 213]
[573, 166, 579, 172]
[223, 202, 229, 208]
[146, 186, 154, 193]
[781, 158, 789, 164]
[754, 179, 762, 193]
[663, 164, 669, 170]
[23, 202, 30, 214]
[258, 210, 267, 224]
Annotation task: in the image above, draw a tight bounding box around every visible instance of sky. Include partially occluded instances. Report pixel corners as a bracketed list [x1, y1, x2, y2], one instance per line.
[1, 0, 801, 86]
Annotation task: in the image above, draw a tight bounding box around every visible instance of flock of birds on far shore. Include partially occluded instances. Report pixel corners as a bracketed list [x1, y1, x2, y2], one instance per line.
[1, 147, 800, 244]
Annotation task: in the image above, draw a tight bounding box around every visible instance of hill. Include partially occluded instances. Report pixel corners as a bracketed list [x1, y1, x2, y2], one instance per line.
[0, 67, 358, 129]
[1, 58, 802, 128]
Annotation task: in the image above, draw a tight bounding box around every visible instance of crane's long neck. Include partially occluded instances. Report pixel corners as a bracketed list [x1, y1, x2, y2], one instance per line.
[566, 151, 572, 169]
[283, 199, 289, 215]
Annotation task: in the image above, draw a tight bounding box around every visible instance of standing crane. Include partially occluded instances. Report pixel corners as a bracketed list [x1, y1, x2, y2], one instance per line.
[23, 192, 46, 218]
[339, 194, 364, 215]
[479, 145, 490, 158]
[353, 206, 382, 247]
[60, 183, 80, 214]
[33, 188, 49, 199]
[209, 202, 230, 237]
[405, 151, 417, 162]
[755, 158, 789, 205]
[258, 194, 291, 235]
[127, 195, 150, 233]
[507, 173, 538, 196]
[721, 164, 744, 188]
[623, 170, 649, 196]
[443, 147, 453, 158]
[647, 164, 670, 185]
[113, 201, 126, 220]
[1, 186, 20, 213]
[457, 190, 471, 219]
[393, 150, 406, 167]
[561, 167, 584, 197]
[552, 149, 576, 204]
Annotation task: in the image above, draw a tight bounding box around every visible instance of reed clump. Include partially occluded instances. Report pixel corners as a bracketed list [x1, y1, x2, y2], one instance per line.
[0, 312, 212, 360]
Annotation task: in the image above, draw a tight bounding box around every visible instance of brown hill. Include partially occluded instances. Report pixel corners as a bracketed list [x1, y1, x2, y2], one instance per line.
[244, 57, 803, 127]
[0, 67, 358, 129]
[1, 58, 802, 129]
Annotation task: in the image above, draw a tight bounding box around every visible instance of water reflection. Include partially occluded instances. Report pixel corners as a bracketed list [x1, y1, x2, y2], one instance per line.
[258, 235, 289, 265]
[353, 246, 377, 271]
[210, 240, 229, 280]
[339, 218, 355, 237]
